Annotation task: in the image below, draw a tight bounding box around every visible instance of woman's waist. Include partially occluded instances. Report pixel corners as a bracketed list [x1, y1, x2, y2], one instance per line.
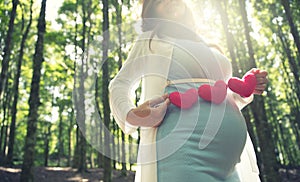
[166, 78, 216, 86]
[164, 76, 239, 109]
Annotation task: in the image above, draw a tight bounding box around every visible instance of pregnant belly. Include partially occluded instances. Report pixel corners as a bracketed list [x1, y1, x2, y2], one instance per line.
[156, 96, 247, 180]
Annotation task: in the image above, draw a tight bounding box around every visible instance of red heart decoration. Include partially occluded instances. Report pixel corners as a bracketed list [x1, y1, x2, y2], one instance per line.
[169, 88, 198, 109]
[198, 80, 227, 104]
[228, 73, 257, 97]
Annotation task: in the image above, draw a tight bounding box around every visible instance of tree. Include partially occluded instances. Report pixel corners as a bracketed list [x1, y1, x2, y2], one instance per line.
[20, 0, 47, 181]
[7, 0, 34, 165]
[102, 0, 112, 181]
[280, 0, 300, 58]
[73, 0, 96, 172]
[0, 0, 19, 100]
[112, 0, 127, 174]
[214, 0, 240, 76]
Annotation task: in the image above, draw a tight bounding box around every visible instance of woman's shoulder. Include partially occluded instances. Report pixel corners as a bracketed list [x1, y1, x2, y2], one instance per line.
[128, 31, 174, 58]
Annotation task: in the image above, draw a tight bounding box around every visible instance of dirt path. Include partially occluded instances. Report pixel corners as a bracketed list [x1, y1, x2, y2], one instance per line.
[0, 167, 135, 182]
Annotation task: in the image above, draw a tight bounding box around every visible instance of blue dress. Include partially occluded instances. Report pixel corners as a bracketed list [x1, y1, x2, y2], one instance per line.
[156, 39, 247, 182]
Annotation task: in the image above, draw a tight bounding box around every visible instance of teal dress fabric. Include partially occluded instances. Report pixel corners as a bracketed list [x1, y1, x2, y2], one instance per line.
[156, 40, 247, 182]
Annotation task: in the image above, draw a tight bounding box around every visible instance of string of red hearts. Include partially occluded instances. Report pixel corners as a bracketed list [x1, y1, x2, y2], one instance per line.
[169, 72, 257, 109]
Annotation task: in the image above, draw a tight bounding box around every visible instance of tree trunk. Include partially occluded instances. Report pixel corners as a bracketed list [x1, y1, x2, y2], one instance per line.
[2, 114, 9, 158]
[112, 122, 117, 169]
[72, 0, 80, 169]
[1, 123, 8, 159]
[7, 0, 33, 165]
[67, 108, 74, 166]
[95, 60, 104, 169]
[97, 110, 104, 168]
[102, 0, 112, 181]
[278, 25, 300, 105]
[0, 0, 19, 99]
[73, 0, 88, 172]
[57, 106, 64, 167]
[281, 0, 300, 59]
[250, 99, 280, 182]
[214, 0, 240, 76]
[76, 0, 89, 172]
[75, 38, 87, 173]
[44, 123, 51, 167]
[113, 0, 127, 174]
[0, 82, 11, 160]
[238, 1, 280, 181]
[0, 124, 4, 157]
[20, 0, 47, 181]
[73, 124, 80, 168]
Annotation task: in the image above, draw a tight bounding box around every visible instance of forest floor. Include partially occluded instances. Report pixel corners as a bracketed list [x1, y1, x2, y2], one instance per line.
[0, 166, 299, 182]
[0, 167, 135, 182]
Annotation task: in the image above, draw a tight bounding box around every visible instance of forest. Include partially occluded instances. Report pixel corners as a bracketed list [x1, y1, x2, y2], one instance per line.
[0, 0, 299, 182]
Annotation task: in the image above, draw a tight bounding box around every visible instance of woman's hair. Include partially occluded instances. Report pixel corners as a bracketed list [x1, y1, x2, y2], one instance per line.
[141, 0, 201, 41]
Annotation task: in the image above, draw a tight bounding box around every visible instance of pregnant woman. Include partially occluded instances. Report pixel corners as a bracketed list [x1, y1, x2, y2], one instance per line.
[109, 0, 268, 181]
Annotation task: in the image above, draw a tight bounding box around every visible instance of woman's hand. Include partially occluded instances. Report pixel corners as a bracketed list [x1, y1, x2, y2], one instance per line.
[126, 94, 170, 127]
[248, 68, 268, 95]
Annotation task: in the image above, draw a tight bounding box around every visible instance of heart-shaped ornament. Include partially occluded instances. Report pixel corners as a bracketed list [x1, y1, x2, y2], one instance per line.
[169, 88, 198, 109]
[198, 80, 227, 104]
[228, 73, 257, 97]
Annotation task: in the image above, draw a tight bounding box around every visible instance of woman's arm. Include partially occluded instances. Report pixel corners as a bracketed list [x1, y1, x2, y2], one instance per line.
[109, 34, 172, 134]
[109, 71, 169, 134]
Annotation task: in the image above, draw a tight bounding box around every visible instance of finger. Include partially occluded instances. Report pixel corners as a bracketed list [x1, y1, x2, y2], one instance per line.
[254, 89, 265, 95]
[165, 98, 171, 106]
[161, 93, 169, 100]
[256, 84, 267, 90]
[161, 98, 170, 108]
[249, 68, 259, 74]
[254, 88, 266, 94]
[255, 70, 268, 78]
[253, 90, 263, 95]
[259, 70, 268, 76]
[256, 77, 268, 84]
[152, 99, 169, 113]
[254, 85, 267, 95]
[151, 99, 170, 118]
[149, 94, 169, 107]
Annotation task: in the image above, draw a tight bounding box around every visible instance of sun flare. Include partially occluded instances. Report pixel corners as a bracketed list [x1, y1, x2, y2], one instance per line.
[187, 1, 223, 44]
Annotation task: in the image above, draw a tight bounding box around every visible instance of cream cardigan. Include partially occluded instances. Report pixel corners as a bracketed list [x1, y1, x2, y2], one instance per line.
[108, 31, 260, 182]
